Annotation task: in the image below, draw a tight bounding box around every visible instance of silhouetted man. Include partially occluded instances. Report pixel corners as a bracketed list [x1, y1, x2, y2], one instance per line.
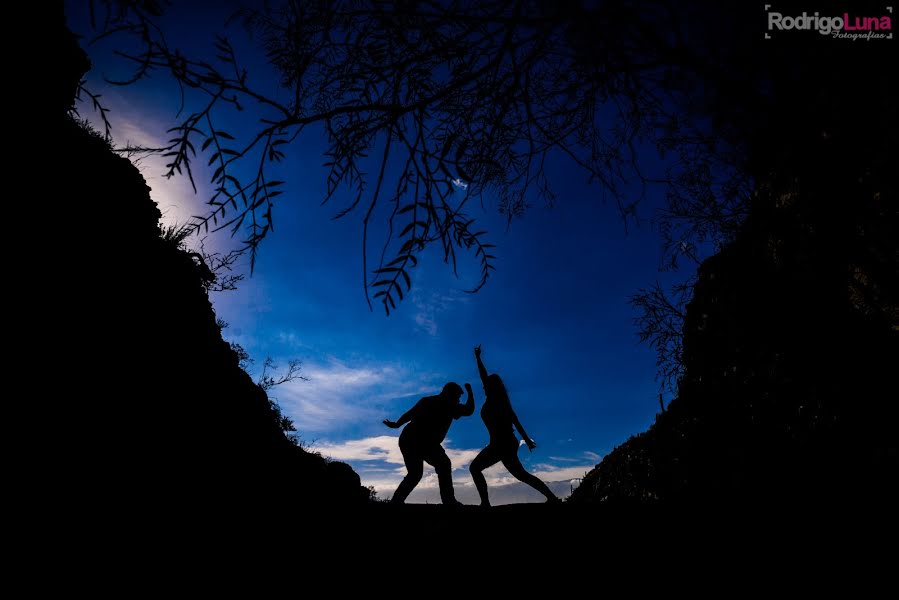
[383, 382, 475, 505]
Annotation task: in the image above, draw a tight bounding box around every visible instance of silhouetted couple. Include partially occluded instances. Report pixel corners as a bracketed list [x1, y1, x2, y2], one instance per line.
[383, 345, 559, 506]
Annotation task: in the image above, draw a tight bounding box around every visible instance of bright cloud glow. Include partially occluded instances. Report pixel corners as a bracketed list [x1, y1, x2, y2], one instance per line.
[81, 104, 219, 242]
[317, 434, 596, 504]
[275, 360, 394, 432]
[272, 358, 442, 433]
[317, 435, 479, 471]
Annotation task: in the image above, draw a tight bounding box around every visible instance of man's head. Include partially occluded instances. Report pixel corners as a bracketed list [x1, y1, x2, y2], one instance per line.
[441, 382, 463, 399]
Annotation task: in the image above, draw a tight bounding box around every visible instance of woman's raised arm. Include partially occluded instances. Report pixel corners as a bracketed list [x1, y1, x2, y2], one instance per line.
[474, 344, 489, 388]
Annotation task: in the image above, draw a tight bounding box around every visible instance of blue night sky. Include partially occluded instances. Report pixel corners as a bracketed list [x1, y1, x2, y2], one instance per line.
[68, 2, 686, 503]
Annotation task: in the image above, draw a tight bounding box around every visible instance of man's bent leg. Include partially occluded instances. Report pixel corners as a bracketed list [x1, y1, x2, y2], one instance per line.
[425, 446, 458, 505]
[392, 446, 424, 504]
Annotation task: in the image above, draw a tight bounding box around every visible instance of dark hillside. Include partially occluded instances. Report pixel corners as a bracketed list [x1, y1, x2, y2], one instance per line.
[56, 16, 369, 522]
[570, 23, 898, 506]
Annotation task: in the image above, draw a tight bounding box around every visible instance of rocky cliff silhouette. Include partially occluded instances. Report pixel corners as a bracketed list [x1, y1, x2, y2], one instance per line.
[57, 17, 369, 524]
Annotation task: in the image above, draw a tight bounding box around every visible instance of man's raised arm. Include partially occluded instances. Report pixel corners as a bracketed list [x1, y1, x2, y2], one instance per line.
[458, 383, 475, 417]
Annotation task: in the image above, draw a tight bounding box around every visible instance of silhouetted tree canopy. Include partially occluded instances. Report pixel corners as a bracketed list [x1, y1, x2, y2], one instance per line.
[78, 0, 753, 316]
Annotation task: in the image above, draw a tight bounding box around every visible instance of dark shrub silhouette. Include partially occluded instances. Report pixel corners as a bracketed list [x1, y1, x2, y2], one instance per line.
[570, 17, 898, 506]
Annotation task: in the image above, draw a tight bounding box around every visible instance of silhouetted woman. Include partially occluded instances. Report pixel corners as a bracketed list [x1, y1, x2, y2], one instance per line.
[469, 345, 560, 506]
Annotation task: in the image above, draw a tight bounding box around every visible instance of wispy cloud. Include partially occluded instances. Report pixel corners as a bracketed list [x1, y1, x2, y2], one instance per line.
[414, 312, 439, 336]
[114, 113, 166, 149]
[317, 435, 404, 464]
[277, 330, 308, 349]
[583, 451, 602, 462]
[271, 358, 443, 433]
[410, 289, 469, 337]
[274, 361, 392, 432]
[317, 435, 479, 471]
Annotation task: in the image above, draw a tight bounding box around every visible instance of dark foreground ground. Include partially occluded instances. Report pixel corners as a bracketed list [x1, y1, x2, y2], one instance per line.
[304, 501, 896, 553]
[66, 500, 894, 583]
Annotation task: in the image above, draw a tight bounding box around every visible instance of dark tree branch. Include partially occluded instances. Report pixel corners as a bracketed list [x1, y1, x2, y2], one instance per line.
[80, 0, 749, 319]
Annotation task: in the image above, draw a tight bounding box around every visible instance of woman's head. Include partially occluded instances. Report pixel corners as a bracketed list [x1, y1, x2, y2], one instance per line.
[485, 374, 509, 401]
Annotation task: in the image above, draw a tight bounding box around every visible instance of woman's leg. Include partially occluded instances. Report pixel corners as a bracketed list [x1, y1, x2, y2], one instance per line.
[502, 450, 559, 502]
[469, 443, 503, 506]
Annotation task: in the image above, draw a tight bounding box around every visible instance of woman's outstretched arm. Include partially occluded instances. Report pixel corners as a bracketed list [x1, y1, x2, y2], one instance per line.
[511, 408, 537, 450]
[474, 345, 489, 388]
